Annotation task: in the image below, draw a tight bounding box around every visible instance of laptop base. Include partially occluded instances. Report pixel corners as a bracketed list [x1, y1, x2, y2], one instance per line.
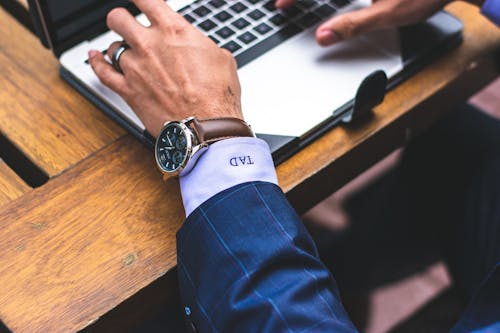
[59, 10, 462, 166]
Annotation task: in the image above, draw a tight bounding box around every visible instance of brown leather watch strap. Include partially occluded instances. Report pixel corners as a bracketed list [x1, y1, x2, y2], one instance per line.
[190, 117, 254, 144]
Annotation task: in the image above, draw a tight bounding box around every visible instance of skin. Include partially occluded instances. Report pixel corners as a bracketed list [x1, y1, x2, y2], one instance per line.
[90, 0, 485, 136]
[89, 0, 242, 137]
[275, 0, 485, 46]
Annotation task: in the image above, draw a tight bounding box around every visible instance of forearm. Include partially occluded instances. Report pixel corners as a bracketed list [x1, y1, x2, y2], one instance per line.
[177, 182, 358, 333]
[175, 138, 355, 331]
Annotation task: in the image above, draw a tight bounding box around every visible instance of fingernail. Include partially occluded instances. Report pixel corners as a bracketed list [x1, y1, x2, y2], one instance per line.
[318, 29, 340, 45]
[88, 50, 98, 59]
[275, 0, 284, 8]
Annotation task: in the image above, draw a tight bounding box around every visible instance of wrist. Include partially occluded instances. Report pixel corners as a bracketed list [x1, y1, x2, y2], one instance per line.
[198, 104, 244, 122]
[154, 116, 254, 178]
[179, 137, 278, 217]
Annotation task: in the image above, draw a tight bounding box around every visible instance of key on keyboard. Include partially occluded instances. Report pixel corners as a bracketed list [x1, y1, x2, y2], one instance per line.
[85, 0, 354, 67]
[186, 0, 354, 67]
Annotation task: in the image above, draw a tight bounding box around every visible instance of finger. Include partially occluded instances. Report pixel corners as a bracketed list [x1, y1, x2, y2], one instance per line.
[106, 41, 122, 60]
[275, 0, 295, 9]
[315, 2, 389, 46]
[132, 0, 179, 26]
[88, 50, 127, 94]
[106, 41, 134, 73]
[315, 0, 447, 46]
[107, 7, 147, 47]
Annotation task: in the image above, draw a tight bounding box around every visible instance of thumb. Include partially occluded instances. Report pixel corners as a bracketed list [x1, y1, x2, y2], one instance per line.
[316, 3, 388, 46]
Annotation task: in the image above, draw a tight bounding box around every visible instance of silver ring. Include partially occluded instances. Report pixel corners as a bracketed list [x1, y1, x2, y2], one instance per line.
[111, 42, 130, 74]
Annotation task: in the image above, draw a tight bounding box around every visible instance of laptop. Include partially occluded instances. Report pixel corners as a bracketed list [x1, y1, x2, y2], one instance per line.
[29, 0, 463, 164]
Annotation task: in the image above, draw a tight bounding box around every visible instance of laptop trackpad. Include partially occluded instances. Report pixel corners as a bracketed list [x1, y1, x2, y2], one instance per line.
[238, 27, 403, 137]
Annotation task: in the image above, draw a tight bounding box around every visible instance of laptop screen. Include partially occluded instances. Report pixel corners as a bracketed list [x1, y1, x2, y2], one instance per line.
[30, 0, 139, 56]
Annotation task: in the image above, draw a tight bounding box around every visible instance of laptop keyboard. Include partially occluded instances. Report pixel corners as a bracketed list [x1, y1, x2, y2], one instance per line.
[85, 0, 352, 67]
[186, 0, 352, 67]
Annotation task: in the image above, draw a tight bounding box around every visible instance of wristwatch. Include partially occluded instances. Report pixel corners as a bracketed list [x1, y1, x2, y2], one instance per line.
[155, 116, 255, 178]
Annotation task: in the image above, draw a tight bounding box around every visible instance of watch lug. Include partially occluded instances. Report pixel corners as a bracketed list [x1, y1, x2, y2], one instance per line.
[191, 143, 208, 156]
[182, 116, 196, 125]
[180, 144, 209, 176]
[162, 119, 173, 127]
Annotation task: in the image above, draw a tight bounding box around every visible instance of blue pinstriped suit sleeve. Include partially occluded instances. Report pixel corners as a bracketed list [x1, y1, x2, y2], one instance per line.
[176, 182, 358, 333]
[482, 0, 500, 26]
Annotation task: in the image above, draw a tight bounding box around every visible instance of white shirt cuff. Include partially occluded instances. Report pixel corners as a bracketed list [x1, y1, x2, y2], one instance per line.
[179, 137, 278, 217]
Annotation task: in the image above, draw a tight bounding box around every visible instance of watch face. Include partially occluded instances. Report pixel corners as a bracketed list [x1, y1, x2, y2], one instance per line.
[155, 122, 190, 173]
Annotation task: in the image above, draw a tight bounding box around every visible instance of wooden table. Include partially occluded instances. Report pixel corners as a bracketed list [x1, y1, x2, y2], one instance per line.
[0, 2, 499, 332]
[0, 160, 30, 205]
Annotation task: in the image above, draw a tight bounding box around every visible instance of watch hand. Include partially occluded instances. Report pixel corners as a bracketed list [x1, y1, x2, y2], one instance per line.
[167, 134, 173, 146]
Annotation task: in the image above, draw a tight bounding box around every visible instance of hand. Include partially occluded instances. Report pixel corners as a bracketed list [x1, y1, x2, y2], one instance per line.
[275, 0, 484, 47]
[89, 0, 242, 137]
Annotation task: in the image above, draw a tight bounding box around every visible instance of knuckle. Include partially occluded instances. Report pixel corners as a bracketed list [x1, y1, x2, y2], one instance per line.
[182, 84, 198, 102]
[140, 43, 155, 58]
[124, 61, 141, 79]
[173, 24, 188, 35]
[226, 52, 238, 68]
[159, 23, 179, 35]
[220, 48, 234, 61]
[160, 23, 186, 37]
[158, 15, 192, 36]
[228, 55, 238, 69]
[163, 14, 184, 28]
[116, 84, 130, 98]
[135, 38, 154, 57]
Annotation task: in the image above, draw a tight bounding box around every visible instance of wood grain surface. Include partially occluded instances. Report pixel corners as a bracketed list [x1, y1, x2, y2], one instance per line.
[0, 136, 184, 333]
[0, 2, 499, 333]
[280, 2, 500, 213]
[0, 0, 32, 31]
[0, 161, 30, 205]
[0, 8, 124, 178]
